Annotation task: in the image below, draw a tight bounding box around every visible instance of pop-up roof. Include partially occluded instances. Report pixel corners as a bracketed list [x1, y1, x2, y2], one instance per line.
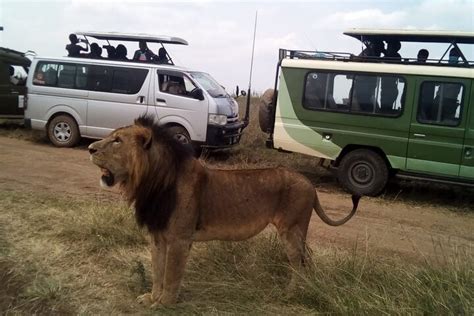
[344, 28, 474, 44]
[75, 31, 188, 45]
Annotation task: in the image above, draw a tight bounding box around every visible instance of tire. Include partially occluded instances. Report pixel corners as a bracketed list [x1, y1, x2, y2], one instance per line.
[337, 149, 389, 196]
[167, 125, 201, 157]
[47, 114, 80, 147]
[168, 126, 191, 145]
[258, 88, 275, 133]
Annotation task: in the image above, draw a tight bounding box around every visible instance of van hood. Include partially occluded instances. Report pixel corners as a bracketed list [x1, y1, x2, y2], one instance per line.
[214, 95, 239, 117]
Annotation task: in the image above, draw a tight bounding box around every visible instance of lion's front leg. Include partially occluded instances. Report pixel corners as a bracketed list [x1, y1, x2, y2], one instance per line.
[137, 234, 166, 306]
[159, 239, 192, 305]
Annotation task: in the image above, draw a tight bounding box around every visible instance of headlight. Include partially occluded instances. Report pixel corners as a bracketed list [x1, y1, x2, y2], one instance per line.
[208, 114, 227, 126]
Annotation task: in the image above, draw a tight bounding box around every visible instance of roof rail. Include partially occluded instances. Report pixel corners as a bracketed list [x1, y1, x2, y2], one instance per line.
[278, 48, 473, 68]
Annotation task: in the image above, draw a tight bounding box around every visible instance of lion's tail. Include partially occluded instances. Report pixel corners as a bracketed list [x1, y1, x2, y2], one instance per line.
[313, 193, 360, 226]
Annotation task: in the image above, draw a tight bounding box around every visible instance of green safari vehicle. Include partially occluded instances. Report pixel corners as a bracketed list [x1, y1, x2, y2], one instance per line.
[261, 29, 474, 196]
[0, 47, 30, 119]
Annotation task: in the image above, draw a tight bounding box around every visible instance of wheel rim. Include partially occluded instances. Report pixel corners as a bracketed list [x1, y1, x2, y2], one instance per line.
[350, 161, 375, 186]
[173, 133, 190, 144]
[53, 122, 72, 142]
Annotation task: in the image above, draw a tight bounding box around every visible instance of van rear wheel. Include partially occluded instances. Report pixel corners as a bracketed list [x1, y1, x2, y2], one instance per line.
[47, 115, 80, 147]
[337, 149, 389, 196]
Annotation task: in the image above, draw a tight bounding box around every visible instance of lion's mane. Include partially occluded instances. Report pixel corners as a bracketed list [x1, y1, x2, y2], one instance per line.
[128, 116, 193, 231]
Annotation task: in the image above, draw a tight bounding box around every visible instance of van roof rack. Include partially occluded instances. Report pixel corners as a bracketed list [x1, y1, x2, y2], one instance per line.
[279, 28, 474, 68]
[74, 31, 188, 45]
[278, 48, 473, 68]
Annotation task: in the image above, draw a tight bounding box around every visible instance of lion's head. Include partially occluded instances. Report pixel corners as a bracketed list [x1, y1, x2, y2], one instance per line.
[88, 115, 193, 231]
[88, 123, 152, 189]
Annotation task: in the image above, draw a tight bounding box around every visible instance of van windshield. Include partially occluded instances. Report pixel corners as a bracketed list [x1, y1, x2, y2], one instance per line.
[189, 72, 228, 98]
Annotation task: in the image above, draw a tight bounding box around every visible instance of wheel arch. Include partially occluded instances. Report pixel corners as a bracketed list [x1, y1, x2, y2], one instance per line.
[334, 145, 392, 170]
[44, 105, 83, 134]
[156, 115, 198, 141]
[46, 111, 80, 135]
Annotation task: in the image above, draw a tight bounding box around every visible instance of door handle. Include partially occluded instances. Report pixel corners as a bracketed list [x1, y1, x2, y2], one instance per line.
[465, 147, 472, 158]
[413, 133, 426, 138]
[137, 96, 145, 103]
[322, 132, 332, 140]
[156, 98, 166, 103]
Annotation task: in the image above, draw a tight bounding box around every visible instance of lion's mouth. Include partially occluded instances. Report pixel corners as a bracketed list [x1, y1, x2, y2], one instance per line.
[100, 168, 115, 187]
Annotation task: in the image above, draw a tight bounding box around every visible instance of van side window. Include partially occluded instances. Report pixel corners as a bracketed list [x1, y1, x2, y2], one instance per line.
[111, 68, 148, 94]
[75, 65, 88, 89]
[417, 82, 464, 126]
[158, 72, 197, 97]
[33, 62, 58, 86]
[34, 62, 88, 89]
[88, 65, 112, 92]
[303, 71, 405, 117]
[57, 64, 76, 88]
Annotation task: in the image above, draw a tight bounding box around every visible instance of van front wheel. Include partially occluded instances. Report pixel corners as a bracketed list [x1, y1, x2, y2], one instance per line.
[47, 115, 80, 147]
[337, 149, 388, 196]
[168, 126, 191, 145]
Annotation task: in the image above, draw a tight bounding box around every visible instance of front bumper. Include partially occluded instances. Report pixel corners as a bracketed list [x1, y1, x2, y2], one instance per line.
[205, 121, 245, 148]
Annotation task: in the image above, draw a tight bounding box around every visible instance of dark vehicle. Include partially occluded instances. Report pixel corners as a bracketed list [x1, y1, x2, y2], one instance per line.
[0, 47, 31, 118]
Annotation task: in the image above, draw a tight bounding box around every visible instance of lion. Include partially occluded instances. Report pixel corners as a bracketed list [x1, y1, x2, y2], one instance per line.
[88, 115, 360, 306]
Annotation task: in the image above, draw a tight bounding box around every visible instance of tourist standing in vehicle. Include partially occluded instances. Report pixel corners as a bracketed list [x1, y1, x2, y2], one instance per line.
[133, 41, 156, 62]
[115, 44, 128, 60]
[352, 40, 384, 112]
[380, 41, 402, 113]
[65, 34, 88, 57]
[359, 40, 384, 59]
[88, 43, 103, 59]
[104, 45, 116, 59]
[417, 49, 429, 63]
[155, 47, 170, 64]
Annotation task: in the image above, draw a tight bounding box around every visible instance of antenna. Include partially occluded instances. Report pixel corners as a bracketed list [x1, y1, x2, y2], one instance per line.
[243, 10, 258, 126]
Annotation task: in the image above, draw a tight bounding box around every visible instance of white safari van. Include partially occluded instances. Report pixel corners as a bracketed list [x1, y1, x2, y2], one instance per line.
[24, 32, 245, 148]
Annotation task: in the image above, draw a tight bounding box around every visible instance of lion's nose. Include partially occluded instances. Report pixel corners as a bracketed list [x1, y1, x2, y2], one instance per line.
[88, 144, 97, 155]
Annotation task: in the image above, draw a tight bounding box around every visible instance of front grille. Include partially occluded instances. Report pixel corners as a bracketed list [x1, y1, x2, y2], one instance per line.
[227, 114, 239, 123]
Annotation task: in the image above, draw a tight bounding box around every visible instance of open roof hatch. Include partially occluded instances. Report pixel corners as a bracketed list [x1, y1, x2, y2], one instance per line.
[74, 31, 188, 45]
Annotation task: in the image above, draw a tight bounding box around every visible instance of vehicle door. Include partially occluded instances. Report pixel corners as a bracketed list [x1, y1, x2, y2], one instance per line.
[86, 65, 151, 138]
[460, 81, 474, 180]
[0, 63, 26, 118]
[152, 70, 208, 142]
[406, 77, 470, 177]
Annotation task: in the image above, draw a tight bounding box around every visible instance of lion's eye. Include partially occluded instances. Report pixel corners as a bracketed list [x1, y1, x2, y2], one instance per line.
[113, 137, 121, 145]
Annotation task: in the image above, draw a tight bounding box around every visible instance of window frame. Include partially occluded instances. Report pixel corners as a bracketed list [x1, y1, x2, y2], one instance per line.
[302, 69, 407, 118]
[33, 61, 149, 95]
[157, 70, 199, 99]
[416, 80, 465, 127]
[33, 61, 59, 87]
[110, 67, 148, 95]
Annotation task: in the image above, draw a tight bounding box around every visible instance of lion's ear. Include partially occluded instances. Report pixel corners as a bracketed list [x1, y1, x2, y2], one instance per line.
[137, 128, 152, 150]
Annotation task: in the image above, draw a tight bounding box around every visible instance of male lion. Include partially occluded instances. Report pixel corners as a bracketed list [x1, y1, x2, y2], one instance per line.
[88, 115, 360, 306]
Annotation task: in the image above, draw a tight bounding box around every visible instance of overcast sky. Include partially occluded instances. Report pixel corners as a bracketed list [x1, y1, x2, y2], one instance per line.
[1, 0, 473, 92]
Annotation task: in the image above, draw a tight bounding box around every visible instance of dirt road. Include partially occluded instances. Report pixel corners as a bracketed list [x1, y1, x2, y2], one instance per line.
[1, 136, 472, 261]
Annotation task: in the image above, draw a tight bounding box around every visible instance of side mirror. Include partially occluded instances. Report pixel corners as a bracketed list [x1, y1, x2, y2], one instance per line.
[191, 88, 205, 101]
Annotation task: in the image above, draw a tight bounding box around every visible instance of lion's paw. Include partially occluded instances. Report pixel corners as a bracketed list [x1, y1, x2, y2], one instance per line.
[136, 293, 154, 306]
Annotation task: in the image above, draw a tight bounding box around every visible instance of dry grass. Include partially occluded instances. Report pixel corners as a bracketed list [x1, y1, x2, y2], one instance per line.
[1, 98, 473, 314]
[1, 191, 472, 315]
